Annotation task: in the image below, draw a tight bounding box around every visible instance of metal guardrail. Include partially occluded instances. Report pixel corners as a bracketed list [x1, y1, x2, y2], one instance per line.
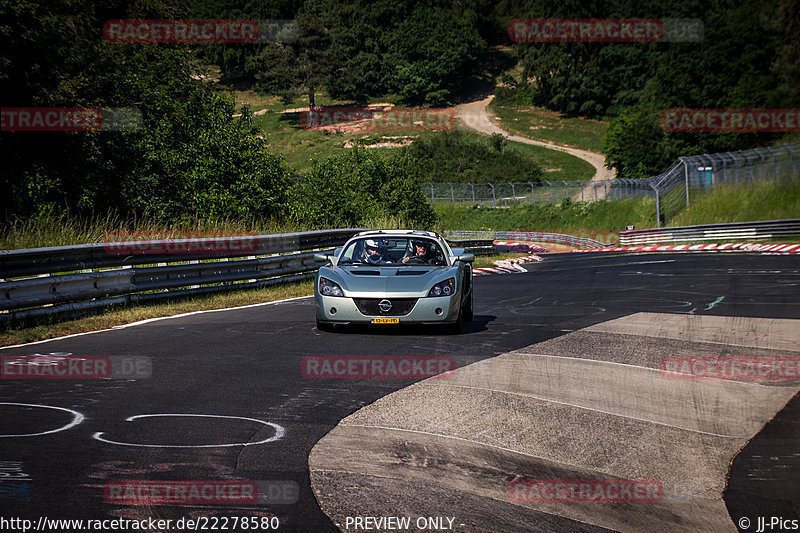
[618, 219, 800, 246]
[0, 230, 494, 323]
[0, 229, 361, 278]
[447, 239, 495, 256]
[446, 230, 608, 249]
[0, 229, 367, 323]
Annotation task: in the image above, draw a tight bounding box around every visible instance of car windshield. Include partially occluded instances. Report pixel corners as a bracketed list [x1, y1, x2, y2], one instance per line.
[339, 237, 446, 266]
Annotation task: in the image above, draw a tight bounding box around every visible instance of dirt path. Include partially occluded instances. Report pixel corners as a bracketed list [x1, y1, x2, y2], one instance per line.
[456, 95, 616, 199]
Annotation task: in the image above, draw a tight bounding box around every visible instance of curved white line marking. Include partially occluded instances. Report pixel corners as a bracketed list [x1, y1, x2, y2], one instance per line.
[0, 403, 85, 437]
[92, 413, 285, 448]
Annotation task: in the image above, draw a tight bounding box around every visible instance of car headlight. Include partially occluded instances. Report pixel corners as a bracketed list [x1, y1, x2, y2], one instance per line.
[427, 277, 455, 297]
[319, 277, 344, 297]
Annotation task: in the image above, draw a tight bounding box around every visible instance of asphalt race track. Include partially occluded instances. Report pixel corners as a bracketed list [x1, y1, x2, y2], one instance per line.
[1, 252, 798, 532]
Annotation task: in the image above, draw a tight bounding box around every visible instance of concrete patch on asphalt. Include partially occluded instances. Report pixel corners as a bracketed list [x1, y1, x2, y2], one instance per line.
[309, 314, 800, 532]
[586, 312, 800, 352]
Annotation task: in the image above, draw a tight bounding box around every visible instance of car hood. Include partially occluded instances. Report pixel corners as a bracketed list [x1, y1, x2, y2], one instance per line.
[333, 264, 451, 296]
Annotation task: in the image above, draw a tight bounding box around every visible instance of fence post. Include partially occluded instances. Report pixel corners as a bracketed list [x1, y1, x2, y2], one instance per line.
[428, 182, 434, 203]
[650, 182, 661, 227]
[489, 183, 496, 208]
[563, 181, 569, 200]
[510, 183, 516, 206]
[721, 154, 729, 183]
[545, 181, 553, 204]
[449, 183, 454, 204]
[470, 183, 475, 206]
[786, 144, 797, 176]
[680, 157, 689, 207]
[766, 147, 779, 181]
[528, 182, 535, 206]
[754, 148, 767, 181]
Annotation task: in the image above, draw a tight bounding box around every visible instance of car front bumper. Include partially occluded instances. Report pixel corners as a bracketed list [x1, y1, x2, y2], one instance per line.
[315, 293, 461, 325]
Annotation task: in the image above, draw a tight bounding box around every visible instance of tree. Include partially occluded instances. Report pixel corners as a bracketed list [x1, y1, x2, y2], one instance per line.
[249, 0, 332, 107]
[0, 0, 291, 220]
[389, 6, 485, 106]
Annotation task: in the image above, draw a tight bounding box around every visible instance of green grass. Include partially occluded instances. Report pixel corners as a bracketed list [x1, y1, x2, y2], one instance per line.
[488, 101, 608, 153]
[229, 83, 595, 179]
[0, 211, 303, 250]
[433, 197, 658, 244]
[503, 140, 594, 181]
[0, 211, 416, 250]
[669, 180, 800, 227]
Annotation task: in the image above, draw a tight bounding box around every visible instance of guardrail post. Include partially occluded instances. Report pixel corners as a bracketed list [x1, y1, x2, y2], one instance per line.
[489, 183, 496, 208]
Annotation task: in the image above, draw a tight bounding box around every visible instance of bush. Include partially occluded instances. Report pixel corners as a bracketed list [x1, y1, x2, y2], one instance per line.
[401, 130, 542, 183]
[291, 148, 436, 228]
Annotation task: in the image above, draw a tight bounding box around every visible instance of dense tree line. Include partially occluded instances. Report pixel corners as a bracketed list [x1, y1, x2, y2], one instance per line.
[3, 0, 797, 229]
[500, 0, 800, 178]
[194, 0, 485, 107]
[0, 0, 438, 227]
[1, 0, 291, 221]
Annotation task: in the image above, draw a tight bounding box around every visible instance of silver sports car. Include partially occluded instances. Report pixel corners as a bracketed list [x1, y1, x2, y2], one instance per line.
[313, 230, 474, 332]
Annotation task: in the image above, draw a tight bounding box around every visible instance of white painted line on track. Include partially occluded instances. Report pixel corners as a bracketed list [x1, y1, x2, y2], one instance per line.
[0, 402, 85, 437]
[92, 413, 285, 448]
[0, 295, 313, 351]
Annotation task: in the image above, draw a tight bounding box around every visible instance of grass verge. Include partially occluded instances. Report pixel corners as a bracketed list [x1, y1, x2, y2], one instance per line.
[669, 180, 800, 227]
[488, 101, 608, 153]
[434, 197, 656, 240]
[0, 280, 313, 347]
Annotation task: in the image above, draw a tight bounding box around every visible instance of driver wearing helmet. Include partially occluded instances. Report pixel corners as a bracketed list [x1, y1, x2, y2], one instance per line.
[361, 238, 388, 264]
[402, 238, 437, 264]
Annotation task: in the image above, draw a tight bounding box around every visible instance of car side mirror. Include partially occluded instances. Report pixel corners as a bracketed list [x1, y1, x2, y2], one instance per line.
[313, 253, 331, 263]
[457, 253, 475, 263]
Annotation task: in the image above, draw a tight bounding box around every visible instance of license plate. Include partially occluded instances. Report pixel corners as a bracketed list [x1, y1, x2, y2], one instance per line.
[372, 318, 399, 324]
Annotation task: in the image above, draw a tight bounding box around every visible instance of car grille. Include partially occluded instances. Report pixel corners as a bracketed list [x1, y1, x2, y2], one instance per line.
[353, 298, 418, 316]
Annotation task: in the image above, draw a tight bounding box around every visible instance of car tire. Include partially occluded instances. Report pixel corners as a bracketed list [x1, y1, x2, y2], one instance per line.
[316, 318, 333, 332]
[463, 290, 473, 322]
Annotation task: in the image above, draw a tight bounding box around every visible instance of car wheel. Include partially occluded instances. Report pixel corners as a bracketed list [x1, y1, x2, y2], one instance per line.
[464, 290, 473, 322]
